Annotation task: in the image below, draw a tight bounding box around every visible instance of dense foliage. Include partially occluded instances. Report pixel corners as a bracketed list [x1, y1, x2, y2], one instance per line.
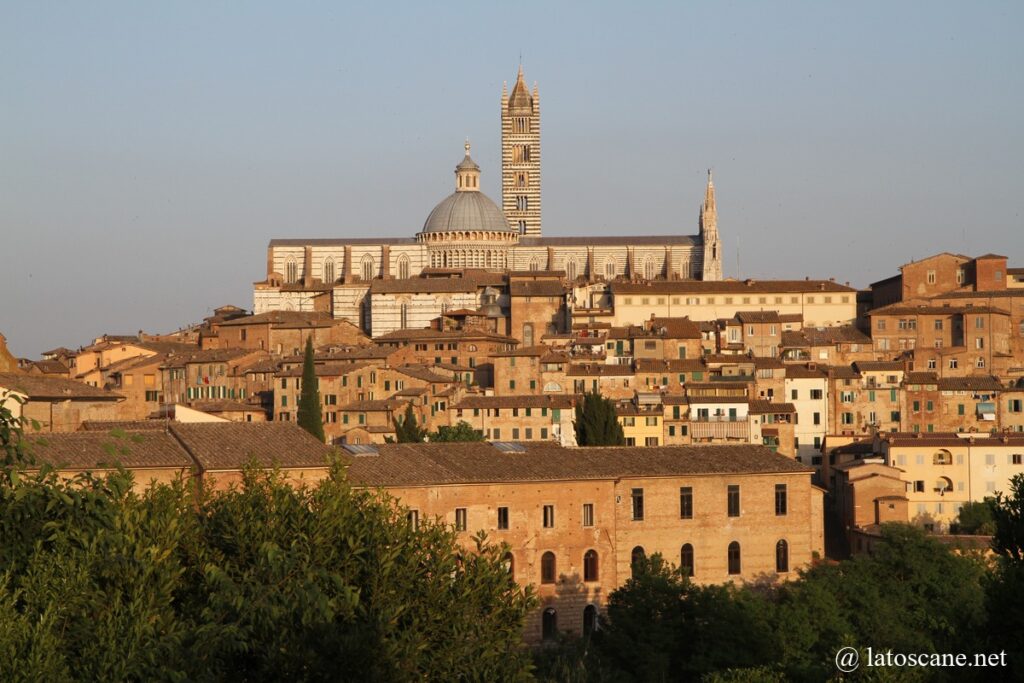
[392, 403, 427, 443]
[536, 524, 1012, 682]
[574, 391, 625, 447]
[296, 336, 325, 441]
[0, 408, 535, 682]
[431, 420, 486, 442]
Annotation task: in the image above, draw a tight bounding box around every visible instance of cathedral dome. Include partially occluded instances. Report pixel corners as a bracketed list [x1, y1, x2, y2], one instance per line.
[420, 141, 514, 235]
[421, 191, 511, 234]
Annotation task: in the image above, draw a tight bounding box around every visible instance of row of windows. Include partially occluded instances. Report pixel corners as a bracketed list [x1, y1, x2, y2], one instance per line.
[620, 295, 850, 306]
[283, 255, 411, 284]
[533, 540, 790, 587]
[444, 485, 789, 535]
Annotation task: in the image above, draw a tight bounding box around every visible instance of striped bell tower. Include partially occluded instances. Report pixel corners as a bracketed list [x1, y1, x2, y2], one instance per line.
[501, 65, 541, 236]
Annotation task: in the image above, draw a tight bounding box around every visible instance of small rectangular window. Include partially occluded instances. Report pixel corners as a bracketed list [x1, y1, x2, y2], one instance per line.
[775, 484, 788, 516]
[728, 485, 740, 517]
[455, 508, 467, 532]
[582, 503, 594, 527]
[408, 509, 419, 530]
[680, 486, 693, 519]
[543, 505, 555, 528]
[497, 506, 509, 530]
[631, 488, 644, 521]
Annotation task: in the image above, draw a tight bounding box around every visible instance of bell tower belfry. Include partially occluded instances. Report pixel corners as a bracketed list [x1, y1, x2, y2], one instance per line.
[501, 65, 541, 236]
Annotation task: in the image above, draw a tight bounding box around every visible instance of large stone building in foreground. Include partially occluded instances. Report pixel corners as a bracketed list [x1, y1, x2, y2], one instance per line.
[254, 67, 723, 337]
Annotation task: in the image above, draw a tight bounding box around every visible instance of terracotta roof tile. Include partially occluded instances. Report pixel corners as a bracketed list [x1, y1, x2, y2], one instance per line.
[345, 442, 812, 487]
[24, 430, 193, 469]
[0, 373, 123, 401]
[169, 422, 333, 470]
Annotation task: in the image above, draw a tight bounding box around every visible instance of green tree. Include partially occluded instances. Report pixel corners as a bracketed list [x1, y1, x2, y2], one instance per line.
[431, 420, 485, 442]
[0, 407, 536, 681]
[574, 390, 625, 447]
[591, 554, 776, 681]
[393, 403, 427, 443]
[956, 499, 996, 535]
[986, 474, 1024, 680]
[296, 336, 325, 441]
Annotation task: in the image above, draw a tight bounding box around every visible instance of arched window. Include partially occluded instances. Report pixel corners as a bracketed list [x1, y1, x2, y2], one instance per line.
[643, 257, 657, 281]
[605, 259, 616, 279]
[397, 254, 410, 280]
[529, 257, 540, 271]
[775, 540, 789, 573]
[935, 476, 953, 494]
[542, 608, 557, 641]
[680, 543, 694, 578]
[541, 551, 556, 584]
[323, 258, 335, 284]
[565, 258, 578, 281]
[285, 259, 298, 284]
[361, 256, 374, 281]
[583, 605, 598, 637]
[933, 449, 952, 465]
[631, 546, 646, 578]
[543, 382, 562, 393]
[583, 550, 599, 582]
[503, 551, 514, 576]
[728, 541, 741, 575]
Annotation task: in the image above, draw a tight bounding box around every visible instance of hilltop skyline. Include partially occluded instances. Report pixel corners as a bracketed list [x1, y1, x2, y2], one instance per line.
[2, 1, 1022, 357]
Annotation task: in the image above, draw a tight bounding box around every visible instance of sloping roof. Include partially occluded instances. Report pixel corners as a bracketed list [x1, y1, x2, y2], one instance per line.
[80, 420, 169, 431]
[854, 361, 905, 372]
[452, 395, 578, 409]
[647, 317, 702, 339]
[374, 328, 516, 344]
[395, 365, 458, 383]
[509, 280, 565, 297]
[169, 422, 333, 470]
[937, 376, 1004, 392]
[735, 311, 782, 324]
[0, 373, 122, 401]
[518, 235, 699, 247]
[634, 358, 707, 373]
[869, 303, 1010, 316]
[905, 372, 939, 385]
[23, 430, 193, 469]
[612, 279, 856, 295]
[29, 359, 70, 374]
[345, 442, 812, 487]
[276, 362, 373, 378]
[885, 433, 1024, 448]
[187, 400, 265, 413]
[748, 401, 796, 414]
[218, 311, 337, 328]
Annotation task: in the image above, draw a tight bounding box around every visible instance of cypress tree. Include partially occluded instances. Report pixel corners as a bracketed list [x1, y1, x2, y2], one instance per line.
[575, 390, 625, 446]
[394, 402, 427, 443]
[296, 336, 325, 442]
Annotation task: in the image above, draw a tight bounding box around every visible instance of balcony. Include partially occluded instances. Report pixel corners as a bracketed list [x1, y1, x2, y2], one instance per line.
[689, 420, 750, 441]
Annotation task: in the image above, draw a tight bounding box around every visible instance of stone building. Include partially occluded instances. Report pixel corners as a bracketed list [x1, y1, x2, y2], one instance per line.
[253, 68, 722, 338]
[344, 441, 824, 642]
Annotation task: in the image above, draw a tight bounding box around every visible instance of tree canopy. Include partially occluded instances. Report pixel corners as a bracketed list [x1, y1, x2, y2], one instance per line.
[574, 391, 625, 447]
[431, 420, 486, 442]
[393, 403, 427, 443]
[296, 336, 325, 442]
[0, 408, 535, 681]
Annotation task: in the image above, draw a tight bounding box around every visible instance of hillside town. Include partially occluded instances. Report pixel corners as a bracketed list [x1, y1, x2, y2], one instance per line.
[3, 66, 1023, 648]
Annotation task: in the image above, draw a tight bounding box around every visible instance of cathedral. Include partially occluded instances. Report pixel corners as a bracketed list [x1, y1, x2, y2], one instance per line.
[254, 67, 722, 336]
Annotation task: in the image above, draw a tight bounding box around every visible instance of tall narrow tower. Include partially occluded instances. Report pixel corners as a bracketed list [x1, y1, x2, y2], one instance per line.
[501, 65, 541, 236]
[700, 170, 723, 281]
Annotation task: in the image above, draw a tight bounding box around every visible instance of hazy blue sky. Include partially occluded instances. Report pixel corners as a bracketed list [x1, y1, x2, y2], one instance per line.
[2, 1, 1022, 357]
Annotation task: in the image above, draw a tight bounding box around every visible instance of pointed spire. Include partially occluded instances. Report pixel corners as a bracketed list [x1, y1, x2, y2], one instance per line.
[704, 168, 716, 212]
